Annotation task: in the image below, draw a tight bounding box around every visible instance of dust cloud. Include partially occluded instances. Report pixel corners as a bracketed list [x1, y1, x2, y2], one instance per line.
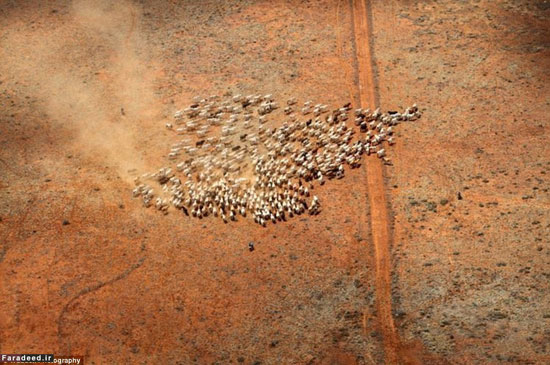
[0, 0, 161, 183]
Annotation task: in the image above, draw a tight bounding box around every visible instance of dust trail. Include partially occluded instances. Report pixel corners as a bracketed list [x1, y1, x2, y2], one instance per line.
[0, 0, 161, 183]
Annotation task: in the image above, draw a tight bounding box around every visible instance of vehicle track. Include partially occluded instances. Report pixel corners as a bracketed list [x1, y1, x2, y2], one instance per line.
[350, 1, 416, 364]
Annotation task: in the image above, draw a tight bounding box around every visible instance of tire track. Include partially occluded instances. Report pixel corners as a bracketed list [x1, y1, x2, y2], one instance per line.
[57, 256, 146, 354]
[349, 1, 409, 364]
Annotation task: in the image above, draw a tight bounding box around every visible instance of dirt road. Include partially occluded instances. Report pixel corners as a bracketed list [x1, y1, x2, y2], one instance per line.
[351, 1, 401, 363]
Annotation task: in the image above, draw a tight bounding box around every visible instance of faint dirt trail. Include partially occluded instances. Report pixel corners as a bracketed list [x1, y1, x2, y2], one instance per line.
[350, 1, 417, 364]
[335, 0, 357, 104]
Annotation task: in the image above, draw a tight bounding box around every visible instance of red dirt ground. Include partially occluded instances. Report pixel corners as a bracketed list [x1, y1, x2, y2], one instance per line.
[1, 0, 549, 364]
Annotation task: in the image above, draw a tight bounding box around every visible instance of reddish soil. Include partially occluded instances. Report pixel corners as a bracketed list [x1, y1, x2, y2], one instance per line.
[1, 0, 549, 364]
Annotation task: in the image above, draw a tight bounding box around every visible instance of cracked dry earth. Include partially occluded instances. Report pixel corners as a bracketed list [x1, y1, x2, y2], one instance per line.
[1, 0, 549, 364]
